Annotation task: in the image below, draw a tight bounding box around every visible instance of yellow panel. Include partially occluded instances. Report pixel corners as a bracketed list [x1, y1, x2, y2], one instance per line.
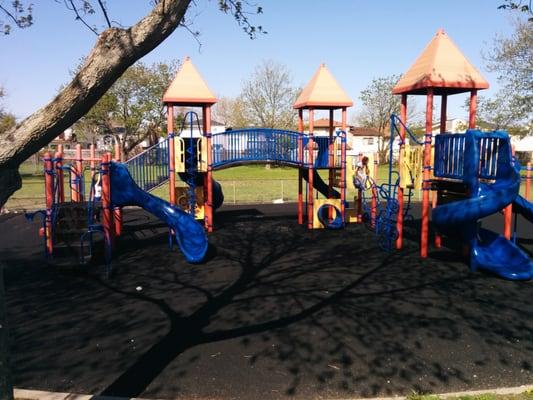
[176, 186, 204, 220]
[174, 137, 185, 173]
[312, 198, 342, 229]
[400, 145, 423, 190]
[197, 137, 207, 172]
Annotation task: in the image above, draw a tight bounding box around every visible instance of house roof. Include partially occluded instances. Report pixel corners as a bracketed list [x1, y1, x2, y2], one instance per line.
[392, 29, 489, 95]
[312, 118, 344, 128]
[163, 57, 217, 105]
[350, 127, 382, 137]
[293, 63, 353, 109]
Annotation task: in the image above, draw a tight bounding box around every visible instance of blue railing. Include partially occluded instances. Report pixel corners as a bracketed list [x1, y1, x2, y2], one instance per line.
[478, 135, 505, 180]
[212, 128, 301, 169]
[434, 134, 466, 180]
[125, 138, 170, 192]
[434, 131, 509, 181]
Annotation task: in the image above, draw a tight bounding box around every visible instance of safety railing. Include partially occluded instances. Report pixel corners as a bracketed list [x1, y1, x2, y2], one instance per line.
[434, 134, 466, 180]
[212, 128, 301, 169]
[124, 138, 170, 192]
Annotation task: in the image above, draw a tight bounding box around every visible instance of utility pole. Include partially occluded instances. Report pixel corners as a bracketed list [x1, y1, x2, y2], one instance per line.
[0, 264, 13, 400]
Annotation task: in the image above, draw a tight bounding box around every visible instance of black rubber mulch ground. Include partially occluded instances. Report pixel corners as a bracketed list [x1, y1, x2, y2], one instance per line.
[2, 203, 533, 400]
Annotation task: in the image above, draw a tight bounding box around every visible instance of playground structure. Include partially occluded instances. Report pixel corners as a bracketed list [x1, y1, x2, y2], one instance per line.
[30, 58, 355, 267]
[29, 32, 533, 279]
[26, 143, 121, 268]
[354, 29, 533, 280]
[157, 58, 352, 232]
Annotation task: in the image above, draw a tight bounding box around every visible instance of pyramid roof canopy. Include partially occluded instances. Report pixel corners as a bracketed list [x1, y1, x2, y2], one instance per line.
[163, 57, 217, 105]
[293, 63, 353, 109]
[393, 29, 489, 95]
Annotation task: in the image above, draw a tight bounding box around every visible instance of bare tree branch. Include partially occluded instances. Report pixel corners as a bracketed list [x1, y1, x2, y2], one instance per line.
[97, 0, 112, 28]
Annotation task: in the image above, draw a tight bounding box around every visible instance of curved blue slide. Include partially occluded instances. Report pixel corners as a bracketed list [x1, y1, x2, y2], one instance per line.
[110, 162, 208, 263]
[432, 130, 533, 280]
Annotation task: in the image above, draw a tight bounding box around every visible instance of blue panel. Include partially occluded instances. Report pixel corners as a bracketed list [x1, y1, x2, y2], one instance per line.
[110, 162, 207, 263]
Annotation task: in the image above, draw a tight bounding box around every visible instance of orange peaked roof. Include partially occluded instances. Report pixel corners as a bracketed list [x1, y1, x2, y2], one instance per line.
[293, 63, 353, 109]
[393, 29, 489, 95]
[163, 57, 217, 105]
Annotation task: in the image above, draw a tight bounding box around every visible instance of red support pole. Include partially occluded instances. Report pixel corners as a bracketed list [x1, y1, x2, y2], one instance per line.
[469, 90, 477, 129]
[503, 145, 515, 240]
[328, 109, 334, 199]
[298, 109, 304, 225]
[205, 105, 214, 232]
[110, 144, 122, 236]
[371, 152, 378, 228]
[44, 152, 54, 257]
[101, 153, 114, 263]
[90, 144, 96, 179]
[341, 107, 347, 224]
[168, 105, 176, 206]
[55, 151, 64, 204]
[434, 94, 447, 249]
[421, 89, 434, 258]
[357, 153, 362, 222]
[76, 144, 83, 202]
[307, 108, 315, 229]
[526, 162, 531, 201]
[396, 94, 407, 249]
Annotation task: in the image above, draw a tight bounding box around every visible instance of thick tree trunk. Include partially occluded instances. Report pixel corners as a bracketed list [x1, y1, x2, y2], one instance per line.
[0, 0, 192, 207]
[0, 264, 13, 400]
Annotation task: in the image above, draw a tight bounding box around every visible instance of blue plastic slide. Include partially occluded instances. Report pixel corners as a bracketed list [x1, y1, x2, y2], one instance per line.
[432, 130, 533, 280]
[110, 162, 208, 263]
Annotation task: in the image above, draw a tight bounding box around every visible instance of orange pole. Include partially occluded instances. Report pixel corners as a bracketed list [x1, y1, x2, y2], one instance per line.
[205, 105, 214, 232]
[371, 152, 378, 228]
[101, 153, 114, 262]
[526, 162, 531, 201]
[298, 108, 304, 225]
[340, 107, 346, 224]
[308, 108, 315, 229]
[503, 145, 515, 240]
[434, 94, 447, 249]
[328, 109, 334, 198]
[469, 90, 477, 129]
[90, 144, 96, 179]
[44, 152, 54, 257]
[168, 104, 176, 206]
[55, 151, 64, 204]
[421, 89, 433, 258]
[396, 94, 407, 249]
[110, 143, 122, 236]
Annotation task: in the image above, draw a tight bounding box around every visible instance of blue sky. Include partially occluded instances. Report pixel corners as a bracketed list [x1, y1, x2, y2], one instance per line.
[0, 0, 516, 123]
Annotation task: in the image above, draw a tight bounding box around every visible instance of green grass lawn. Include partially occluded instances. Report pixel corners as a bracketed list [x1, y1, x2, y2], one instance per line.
[5, 162, 532, 211]
[407, 391, 533, 400]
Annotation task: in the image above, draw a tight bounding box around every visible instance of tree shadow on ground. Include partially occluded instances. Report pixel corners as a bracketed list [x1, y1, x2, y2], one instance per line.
[4, 208, 533, 399]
